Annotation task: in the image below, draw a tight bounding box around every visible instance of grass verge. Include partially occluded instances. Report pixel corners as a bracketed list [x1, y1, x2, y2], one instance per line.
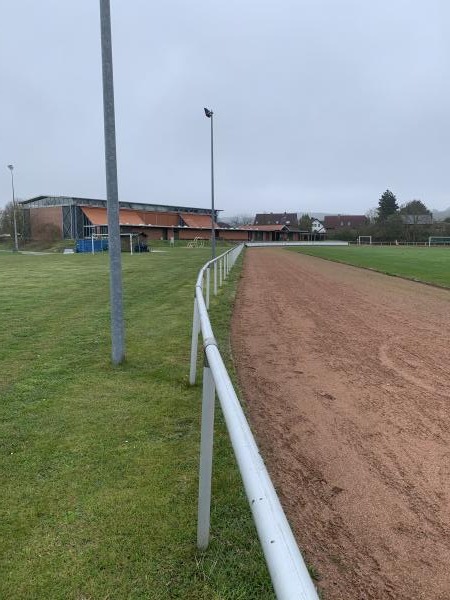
[287, 245, 450, 288]
[0, 248, 273, 599]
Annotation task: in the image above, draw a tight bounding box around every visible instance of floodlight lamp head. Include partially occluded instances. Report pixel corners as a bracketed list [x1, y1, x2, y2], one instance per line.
[204, 107, 213, 118]
[7, 164, 14, 171]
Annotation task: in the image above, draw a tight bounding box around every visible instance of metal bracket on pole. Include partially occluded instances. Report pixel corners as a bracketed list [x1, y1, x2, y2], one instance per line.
[203, 335, 217, 350]
[197, 355, 216, 550]
[189, 297, 200, 385]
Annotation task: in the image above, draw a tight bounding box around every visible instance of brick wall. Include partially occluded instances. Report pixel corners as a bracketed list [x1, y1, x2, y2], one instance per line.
[121, 227, 165, 240]
[178, 228, 210, 240]
[30, 207, 63, 240]
[219, 230, 249, 241]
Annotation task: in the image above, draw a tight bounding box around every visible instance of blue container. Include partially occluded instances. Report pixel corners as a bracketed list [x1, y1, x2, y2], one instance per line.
[76, 239, 109, 253]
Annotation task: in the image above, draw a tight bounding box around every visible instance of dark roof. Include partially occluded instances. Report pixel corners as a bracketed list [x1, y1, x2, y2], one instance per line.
[324, 215, 368, 228]
[254, 212, 298, 227]
[19, 195, 220, 215]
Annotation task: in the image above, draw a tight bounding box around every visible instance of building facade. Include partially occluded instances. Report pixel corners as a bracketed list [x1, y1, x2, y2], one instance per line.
[20, 196, 226, 242]
[20, 197, 321, 244]
[324, 215, 368, 229]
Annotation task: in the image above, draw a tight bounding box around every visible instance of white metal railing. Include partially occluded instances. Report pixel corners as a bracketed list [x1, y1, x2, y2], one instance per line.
[245, 240, 349, 247]
[190, 244, 319, 600]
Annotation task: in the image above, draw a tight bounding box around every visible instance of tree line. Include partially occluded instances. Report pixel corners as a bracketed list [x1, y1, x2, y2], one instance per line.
[327, 190, 450, 242]
[0, 201, 27, 239]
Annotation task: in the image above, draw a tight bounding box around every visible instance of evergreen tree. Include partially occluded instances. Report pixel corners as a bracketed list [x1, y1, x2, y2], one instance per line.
[399, 199, 430, 215]
[298, 213, 312, 231]
[377, 190, 399, 222]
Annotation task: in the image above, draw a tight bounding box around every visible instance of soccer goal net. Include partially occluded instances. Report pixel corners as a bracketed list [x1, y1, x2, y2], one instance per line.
[428, 236, 450, 246]
[357, 236, 372, 245]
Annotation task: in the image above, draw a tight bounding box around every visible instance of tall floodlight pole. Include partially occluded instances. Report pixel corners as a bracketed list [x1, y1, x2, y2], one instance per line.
[204, 108, 216, 259]
[7, 165, 19, 252]
[99, 0, 125, 365]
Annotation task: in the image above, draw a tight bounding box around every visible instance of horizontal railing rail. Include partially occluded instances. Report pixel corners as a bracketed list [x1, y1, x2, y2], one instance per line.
[245, 240, 349, 247]
[190, 244, 319, 600]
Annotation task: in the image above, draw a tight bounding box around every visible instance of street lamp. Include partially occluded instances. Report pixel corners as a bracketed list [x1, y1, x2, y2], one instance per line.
[7, 164, 19, 252]
[204, 107, 216, 259]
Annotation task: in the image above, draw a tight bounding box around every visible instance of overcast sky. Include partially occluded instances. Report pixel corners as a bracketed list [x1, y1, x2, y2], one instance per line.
[1, 0, 450, 216]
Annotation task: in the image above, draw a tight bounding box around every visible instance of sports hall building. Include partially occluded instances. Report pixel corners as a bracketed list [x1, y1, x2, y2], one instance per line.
[20, 196, 308, 243]
[20, 195, 228, 242]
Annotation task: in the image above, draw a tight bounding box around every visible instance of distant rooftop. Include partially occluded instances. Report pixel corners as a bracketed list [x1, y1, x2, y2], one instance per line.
[254, 212, 298, 227]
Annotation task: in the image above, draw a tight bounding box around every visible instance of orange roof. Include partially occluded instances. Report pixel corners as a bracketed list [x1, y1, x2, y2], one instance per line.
[180, 213, 217, 228]
[118, 209, 147, 226]
[141, 211, 179, 226]
[81, 207, 146, 226]
[81, 207, 108, 225]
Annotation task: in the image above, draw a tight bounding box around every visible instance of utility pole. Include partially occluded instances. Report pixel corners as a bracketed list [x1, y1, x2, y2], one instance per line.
[99, 0, 125, 364]
[7, 165, 19, 252]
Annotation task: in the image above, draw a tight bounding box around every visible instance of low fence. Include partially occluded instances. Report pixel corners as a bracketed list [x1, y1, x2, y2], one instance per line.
[189, 244, 319, 600]
[350, 240, 450, 246]
[245, 240, 349, 248]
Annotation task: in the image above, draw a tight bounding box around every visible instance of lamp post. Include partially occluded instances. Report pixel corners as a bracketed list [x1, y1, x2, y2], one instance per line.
[204, 107, 216, 259]
[7, 165, 19, 252]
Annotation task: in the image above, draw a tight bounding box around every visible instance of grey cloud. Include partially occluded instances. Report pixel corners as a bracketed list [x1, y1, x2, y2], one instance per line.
[2, 0, 450, 215]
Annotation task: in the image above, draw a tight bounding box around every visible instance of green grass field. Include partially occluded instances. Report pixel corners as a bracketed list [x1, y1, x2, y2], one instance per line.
[0, 249, 274, 599]
[288, 245, 450, 288]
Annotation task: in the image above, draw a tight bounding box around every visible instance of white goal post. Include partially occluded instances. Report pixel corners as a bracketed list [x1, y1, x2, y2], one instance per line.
[428, 236, 450, 246]
[357, 236, 372, 245]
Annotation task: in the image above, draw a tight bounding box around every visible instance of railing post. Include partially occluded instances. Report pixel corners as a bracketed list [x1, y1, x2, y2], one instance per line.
[191, 245, 320, 598]
[197, 358, 216, 550]
[206, 267, 210, 309]
[214, 261, 218, 295]
[189, 297, 200, 385]
[219, 258, 223, 287]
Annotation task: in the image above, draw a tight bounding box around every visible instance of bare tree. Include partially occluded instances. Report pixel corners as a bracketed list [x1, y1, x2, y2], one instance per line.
[0, 201, 27, 239]
[365, 208, 378, 223]
[225, 214, 254, 227]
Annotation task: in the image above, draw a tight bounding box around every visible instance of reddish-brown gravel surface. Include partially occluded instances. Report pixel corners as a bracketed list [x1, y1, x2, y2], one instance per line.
[231, 249, 450, 600]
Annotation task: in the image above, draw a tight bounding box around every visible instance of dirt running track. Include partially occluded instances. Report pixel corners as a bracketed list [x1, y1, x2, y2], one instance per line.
[231, 249, 450, 600]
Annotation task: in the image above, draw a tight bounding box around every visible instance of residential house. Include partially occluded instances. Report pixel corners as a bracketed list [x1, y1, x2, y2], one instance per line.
[324, 215, 368, 229]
